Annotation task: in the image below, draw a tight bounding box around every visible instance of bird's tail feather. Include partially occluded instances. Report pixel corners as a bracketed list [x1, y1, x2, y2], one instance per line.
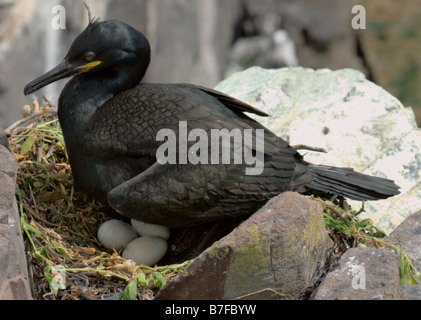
[306, 164, 400, 201]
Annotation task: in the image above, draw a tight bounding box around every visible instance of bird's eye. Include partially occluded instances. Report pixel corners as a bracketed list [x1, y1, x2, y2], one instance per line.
[85, 52, 96, 61]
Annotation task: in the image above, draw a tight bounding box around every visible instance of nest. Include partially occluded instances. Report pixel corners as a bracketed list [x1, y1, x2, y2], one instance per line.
[8, 100, 190, 300]
[8, 100, 419, 299]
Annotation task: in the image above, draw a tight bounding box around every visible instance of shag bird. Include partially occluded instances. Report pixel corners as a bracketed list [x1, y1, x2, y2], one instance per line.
[24, 19, 400, 228]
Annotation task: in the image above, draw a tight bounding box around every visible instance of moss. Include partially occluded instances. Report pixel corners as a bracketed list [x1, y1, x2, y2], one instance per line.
[223, 224, 272, 297]
[300, 203, 327, 259]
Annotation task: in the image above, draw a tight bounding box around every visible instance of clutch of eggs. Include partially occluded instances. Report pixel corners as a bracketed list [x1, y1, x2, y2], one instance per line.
[97, 219, 170, 266]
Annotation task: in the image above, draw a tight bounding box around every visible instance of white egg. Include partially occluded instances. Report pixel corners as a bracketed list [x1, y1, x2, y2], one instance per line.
[122, 236, 168, 266]
[97, 219, 138, 250]
[130, 219, 170, 240]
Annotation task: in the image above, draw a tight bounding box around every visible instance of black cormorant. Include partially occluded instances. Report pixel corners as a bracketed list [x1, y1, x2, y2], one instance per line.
[24, 19, 400, 228]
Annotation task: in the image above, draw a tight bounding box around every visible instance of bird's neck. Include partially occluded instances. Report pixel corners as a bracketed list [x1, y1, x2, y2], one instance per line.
[58, 63, 144, 138]
[58, 75, 112, 136]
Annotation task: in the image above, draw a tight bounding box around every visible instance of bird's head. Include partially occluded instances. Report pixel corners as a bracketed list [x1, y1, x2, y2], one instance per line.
[24, 19, 151, 95]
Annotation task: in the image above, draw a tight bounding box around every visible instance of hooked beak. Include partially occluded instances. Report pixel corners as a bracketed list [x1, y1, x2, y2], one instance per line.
[24, 59, 102, 95]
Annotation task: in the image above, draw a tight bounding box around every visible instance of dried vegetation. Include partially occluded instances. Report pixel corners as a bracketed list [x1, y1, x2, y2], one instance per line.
[8, 100, 189, 300]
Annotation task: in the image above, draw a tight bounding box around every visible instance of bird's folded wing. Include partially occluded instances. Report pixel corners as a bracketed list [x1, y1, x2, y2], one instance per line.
[106, 154, 296, 227]
[106, 161, 244, 227]
[79, 83, 275, 161]
[192, 85, 269, 117]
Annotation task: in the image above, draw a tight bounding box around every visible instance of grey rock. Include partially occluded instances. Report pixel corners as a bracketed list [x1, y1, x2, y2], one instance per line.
[0, 127, 9, 150]
[215, 66, 421, 235]
[387, 210, 421, 299]
[312, 211, 421, 300]
[387, 210, 421, 268]
[155, 192, 334, 300]
[0, 144, 32, 300]
[311, 246, 401, 300]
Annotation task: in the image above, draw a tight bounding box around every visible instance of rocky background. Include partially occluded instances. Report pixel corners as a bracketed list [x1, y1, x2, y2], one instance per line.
[0, 0, 420, 128]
